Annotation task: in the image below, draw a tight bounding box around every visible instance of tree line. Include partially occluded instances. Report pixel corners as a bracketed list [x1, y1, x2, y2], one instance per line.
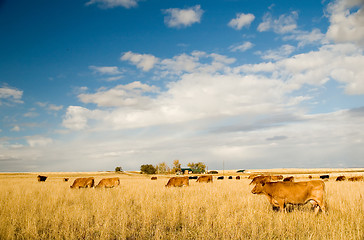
[140, 160, 206, 174]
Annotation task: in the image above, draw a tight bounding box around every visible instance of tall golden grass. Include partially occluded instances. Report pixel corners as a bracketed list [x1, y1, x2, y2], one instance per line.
[0, 172, 363, 239]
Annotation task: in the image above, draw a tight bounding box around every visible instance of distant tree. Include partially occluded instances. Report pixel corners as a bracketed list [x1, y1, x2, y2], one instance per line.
[115, 166, 123, 172]
[156, 162, 170, 174]
[172, 160, 182, 173]
[140, 164, 157, 174]
[187, 162, 206, 174]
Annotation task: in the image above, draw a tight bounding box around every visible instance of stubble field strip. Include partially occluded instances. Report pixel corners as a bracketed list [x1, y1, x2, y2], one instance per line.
[0, 172, 363, 239]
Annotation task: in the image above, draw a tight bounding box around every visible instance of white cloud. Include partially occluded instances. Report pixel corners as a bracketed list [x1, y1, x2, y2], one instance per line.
[163, 5, 204, 28]
[258, 44, 296, 61]
[26, 136, 53, 147]
[78, 81, 159, 108]
[89, 66, 122, 75]
[48, 104, 63, 111]
[0, 86, 23, 105]
[85, 0, 139, 9]
[258, 11, 298, 34]
[62, 106, 93, 130]
[284, 29, 326, 47]
[228, 13, 255, 30]
[11, 126, 20, 132]
[326, 0, 364, 46]
[121, 51, 159, 71]
[229, 41, 254, 52]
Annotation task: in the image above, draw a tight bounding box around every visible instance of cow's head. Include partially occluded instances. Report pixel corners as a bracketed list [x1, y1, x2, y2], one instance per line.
[251, 182, 265, 194]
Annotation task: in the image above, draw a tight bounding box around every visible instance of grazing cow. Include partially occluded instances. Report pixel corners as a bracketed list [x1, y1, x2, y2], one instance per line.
[283, 176, 294, 182]
[320, 175, 329, 180]
[348, 176, 364, 181]
[64, 178, 69, 182]
[308, 175, 313, 179]
[250, 175, 272, 185]
[151, 177, 157, 180]
[95, 177, 120, 188]
[228, 176, 233, 179]
[70, 177, 95, 188]
[271, 175, 283, 181]
[37, 175, 47, 182]
[197, 175, 213, 183]
[236, 176, 241, 180]
[217, 176, 224, 180]
[251, 180, 326, 215]
[165, 176, 189, 187]
[189, 176, 198, 179]
[336, 176, 346, 181]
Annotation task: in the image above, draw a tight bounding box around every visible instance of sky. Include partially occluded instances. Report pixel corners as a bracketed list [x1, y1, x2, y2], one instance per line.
[1, 0, 364, 172]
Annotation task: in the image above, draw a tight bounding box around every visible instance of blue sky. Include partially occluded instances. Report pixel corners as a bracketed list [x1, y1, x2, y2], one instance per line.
[1, 0, 364, 172]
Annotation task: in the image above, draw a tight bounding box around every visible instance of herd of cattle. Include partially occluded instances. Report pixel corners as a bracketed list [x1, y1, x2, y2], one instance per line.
[36, 173, 363, 214]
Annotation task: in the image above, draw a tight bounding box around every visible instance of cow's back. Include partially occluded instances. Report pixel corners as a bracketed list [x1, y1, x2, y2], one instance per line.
[71, 177, 95, 188]
[96, 177, 120, 188]
[166, 177, 189, 187]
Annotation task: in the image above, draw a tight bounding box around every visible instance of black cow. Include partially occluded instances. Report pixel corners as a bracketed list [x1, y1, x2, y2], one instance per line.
[188, 176, 198, 179]
[217, 176, 224, 180]
[320, 175, 329, 180]
[37, 175, 47, 182]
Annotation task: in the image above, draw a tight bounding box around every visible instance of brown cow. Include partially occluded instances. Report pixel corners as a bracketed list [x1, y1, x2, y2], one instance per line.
[236, 176, 241, 180]
[196, 175, 213, 183]
[251, 180, 326, 215]
[348, 176, 363, 181]
[308, 175, 313, 179]
[151, 177, 157, 180]
[271, 175, 283, 181]
[283, 176, 294, 182]
[95, 177, 120, 188]
[165, 176, 189, 187]
[70, 177, 94, 188]
[336, 176, 346, 181]
[250, 175, 272, 185]
[37, 175, 47, 182]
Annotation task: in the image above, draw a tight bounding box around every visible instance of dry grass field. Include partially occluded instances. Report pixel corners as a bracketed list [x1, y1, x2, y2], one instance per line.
[0, 170, 363, 240]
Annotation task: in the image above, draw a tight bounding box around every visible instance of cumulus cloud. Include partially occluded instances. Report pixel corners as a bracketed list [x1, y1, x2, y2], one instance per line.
[229, 41, 254, 52]
[121, 51, 159, 71]
[0, 86, 23, 105]
[258, 11, 298, 34]
[78, 81, 159, 108]
[228, 13, 255, 30]
[163, 5, 204, 28]
[326, 0, 364, 46]
[85, 0, 139, 9]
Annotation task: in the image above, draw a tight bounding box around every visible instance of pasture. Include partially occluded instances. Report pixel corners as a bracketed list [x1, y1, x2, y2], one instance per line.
[0, 171, 363, 239]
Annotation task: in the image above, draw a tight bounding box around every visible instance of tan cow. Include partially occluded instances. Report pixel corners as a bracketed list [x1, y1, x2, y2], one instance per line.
[251, 180, 326, 215]
[151, 177, 157, 180]
[70, 177, 94, 188]
[250, 175, 272, 185]
[348, 176, 363, 181]
[196, 175, 213, 183]
[283, 176, 294, 182]
[95, 177, 120, 188]
[165, 176, 189, 187]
